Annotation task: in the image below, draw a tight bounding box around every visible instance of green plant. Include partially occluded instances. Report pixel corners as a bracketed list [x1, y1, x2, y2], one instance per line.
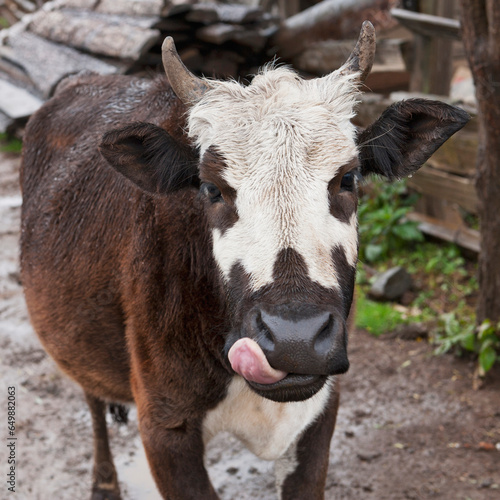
[0, 132, 22, 154]
[358, 178, 424, 263]
[433, 312, 476, 355]
[433, 313, 500, 375]
[477, 320, 500, 375]
[355, 290, 407, 336]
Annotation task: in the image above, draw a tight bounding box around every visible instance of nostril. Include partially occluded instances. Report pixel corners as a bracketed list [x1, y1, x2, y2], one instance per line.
[254, 310, 275, 351]
[314, 314, 334, 355]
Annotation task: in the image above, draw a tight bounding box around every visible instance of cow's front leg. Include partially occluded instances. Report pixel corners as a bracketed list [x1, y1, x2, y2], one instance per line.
[139, 412, 219, 500]
[275, 388, 340, 500]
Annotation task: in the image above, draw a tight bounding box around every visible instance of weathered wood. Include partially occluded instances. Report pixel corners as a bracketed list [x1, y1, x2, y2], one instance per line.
[364, 70, 410, 93]
[0, 77, 42, 118]
[28, 10, 160, 60]
[0, 45, 36, 86]
[0, 6, 18, 26]
[413, 196, 465, 227]
[230, 26, 268, 50]
[271, 0, 390, 60]
[160, 2, 194, 18]
[406, 212, 480, 253]
[153, 18, 192, 32]
[197, 48, 245, 78]
[186, 3, 264, 25]
[293, 37, 406, 75]
[8, 31, 120, 97]
[196, 23, 244, 45]
[278, 0, 301, 18]
[407, 165, 478, 214]
[390, 8, 461, 40]
[95, 0, 164, 17]
[2, 0, 42, 23]
[58, 0, 99, 10]
[7, 0, 37, 13]
[426, 121, 478, 177]
[404, 1, 455, 95]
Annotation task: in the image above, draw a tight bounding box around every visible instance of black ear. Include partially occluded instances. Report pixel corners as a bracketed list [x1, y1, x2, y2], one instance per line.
[357, 99, 470, 180]
[99, 122, 199, 194]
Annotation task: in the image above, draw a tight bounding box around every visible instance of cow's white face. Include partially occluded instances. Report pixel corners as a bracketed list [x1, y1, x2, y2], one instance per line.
[188, 67, 360, 293]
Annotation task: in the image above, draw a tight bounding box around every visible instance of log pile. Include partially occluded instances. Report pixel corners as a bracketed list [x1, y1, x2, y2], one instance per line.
[0, 0, 403, 133]
[0, 1, 48, 26]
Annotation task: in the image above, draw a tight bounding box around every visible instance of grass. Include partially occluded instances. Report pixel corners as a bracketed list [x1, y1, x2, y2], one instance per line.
[355, 292, 406, 336]
[0, 133, 23, 154]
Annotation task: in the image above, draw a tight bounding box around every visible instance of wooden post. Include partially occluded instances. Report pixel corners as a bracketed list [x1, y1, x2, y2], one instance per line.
[410, 0, 454, 95]
[461, 0, 500, 324]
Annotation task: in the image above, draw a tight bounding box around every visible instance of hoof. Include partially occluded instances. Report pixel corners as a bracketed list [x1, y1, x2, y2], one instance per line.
[91, 486, 122, 500]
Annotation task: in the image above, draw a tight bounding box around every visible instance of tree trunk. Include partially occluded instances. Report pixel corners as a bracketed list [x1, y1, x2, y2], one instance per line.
[460, 0, 500, 323]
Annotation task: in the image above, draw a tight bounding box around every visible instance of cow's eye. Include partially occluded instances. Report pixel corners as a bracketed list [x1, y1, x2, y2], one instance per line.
[340, 172, 355, 192]
[201, 182, 223, 203]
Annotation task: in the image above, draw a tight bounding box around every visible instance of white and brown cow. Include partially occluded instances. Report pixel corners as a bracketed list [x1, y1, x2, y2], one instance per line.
[20, 22, 468, 499]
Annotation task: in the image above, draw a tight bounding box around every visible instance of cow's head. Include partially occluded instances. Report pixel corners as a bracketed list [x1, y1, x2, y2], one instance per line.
[100, 23, 469, 403]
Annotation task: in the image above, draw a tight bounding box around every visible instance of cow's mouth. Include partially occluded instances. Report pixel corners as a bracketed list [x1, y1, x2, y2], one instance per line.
[227, 337, 327, 402]
[246, 373, 328, 403]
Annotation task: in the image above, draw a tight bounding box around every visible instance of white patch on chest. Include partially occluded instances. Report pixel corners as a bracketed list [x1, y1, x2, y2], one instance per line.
[202, 376, 333, 461]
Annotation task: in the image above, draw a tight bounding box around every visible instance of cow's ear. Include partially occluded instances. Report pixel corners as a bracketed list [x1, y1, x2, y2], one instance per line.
[357, 99, 470, 180]
[99, 122, 199, 194]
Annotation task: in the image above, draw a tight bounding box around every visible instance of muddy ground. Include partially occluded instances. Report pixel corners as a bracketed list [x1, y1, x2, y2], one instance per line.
[1, 151, 499, 500]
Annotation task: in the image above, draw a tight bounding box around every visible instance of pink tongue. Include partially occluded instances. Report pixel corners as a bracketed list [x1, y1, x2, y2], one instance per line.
[228, 338, 287, 385]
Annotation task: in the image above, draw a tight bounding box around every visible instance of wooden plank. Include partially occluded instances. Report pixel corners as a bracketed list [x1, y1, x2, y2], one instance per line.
[405, 1, 455, 95]
[153, 18, 192, 32]
[95, 0, 164, 17]
[271, 0, 390, 60]
[293, 38, 406, 75]
[28, 10, 160, 60]
[8, 31, 120, 97]
[407, 165, 478, 214]
[186, 4, 264, 25]
[216, 4, 263, 24]
[7, 0, 36, 13]
[364, 70, 410, 93]
[390, 8, 461, 40]
[52, 9, 161, 29]
[0, 46, 36, 87]
[406, 212, 480, 253]
[0, 77, 42, 118]
[426, 122, 477, 177]
[58, 1, 98, 10]
[160, 3, 194, 18]
[230, 27, 268, 51]
[197, 23, 243, 45]
[185, 4, 219, 24]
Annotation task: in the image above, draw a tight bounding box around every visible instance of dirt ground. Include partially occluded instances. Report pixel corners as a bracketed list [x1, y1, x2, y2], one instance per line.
[1, 151, 499, 500]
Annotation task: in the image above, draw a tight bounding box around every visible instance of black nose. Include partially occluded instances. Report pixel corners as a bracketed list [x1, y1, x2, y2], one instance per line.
[249, 307, 349, 375]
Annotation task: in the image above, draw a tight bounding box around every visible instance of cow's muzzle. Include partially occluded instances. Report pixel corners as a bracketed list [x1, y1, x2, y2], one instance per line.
[227, 305, 349, 402]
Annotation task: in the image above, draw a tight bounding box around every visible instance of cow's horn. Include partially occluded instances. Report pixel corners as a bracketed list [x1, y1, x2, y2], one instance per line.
[162, 37, 210, 104]
[341, 21, 376, 83]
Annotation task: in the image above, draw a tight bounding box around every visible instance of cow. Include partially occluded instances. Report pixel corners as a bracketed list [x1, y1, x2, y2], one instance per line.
[20, 22, 469, 500]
